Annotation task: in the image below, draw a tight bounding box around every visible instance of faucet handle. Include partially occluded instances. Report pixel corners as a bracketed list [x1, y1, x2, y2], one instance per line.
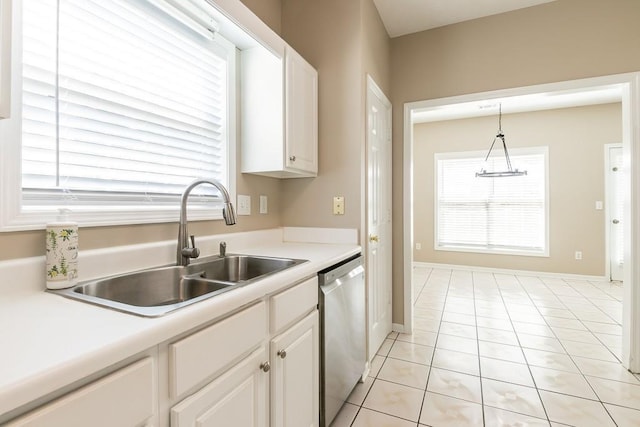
[219, 241, 227, 257]
[181, 235, 200, 259]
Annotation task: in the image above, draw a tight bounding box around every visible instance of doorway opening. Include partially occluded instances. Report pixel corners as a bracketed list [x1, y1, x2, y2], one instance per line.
[402, 73, 640, 371]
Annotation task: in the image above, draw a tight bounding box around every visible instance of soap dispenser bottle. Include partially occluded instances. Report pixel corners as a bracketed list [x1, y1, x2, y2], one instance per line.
[46, 209, 79, 289]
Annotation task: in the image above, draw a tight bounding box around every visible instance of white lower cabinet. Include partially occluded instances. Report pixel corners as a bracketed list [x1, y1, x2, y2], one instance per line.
[6, 278, 321, 427]
[169, 277, 319, 427]
[171, 347, 269, 427]
[7, 358, 155, 427]
[270, 310, 319, 427]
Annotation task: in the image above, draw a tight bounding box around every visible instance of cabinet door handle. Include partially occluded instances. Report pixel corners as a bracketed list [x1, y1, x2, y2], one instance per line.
[260, 361, 270, 372]
[289, 155, 296, 162]
[613, 219, 620, 224]
[277, 349, 287, 359]
[369, 234, 379, 242]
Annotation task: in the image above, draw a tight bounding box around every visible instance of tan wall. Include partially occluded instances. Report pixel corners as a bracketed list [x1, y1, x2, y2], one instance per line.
[361, 0, 391, 96]
[281, 0, 363, 230]
[239, 0, 282, 34]
[413, 103, 622, 276]
[280, 0, 390, 233]
[0, 1, 285, 262]
[391, 0, 640, 323]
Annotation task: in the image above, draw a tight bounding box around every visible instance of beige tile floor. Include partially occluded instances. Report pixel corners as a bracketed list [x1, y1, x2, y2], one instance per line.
[330, 266, 640, 426]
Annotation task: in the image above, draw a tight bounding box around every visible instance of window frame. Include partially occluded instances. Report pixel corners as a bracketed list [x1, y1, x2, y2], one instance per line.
[0, 0, 237, 231]
[433, 146, 550, 258]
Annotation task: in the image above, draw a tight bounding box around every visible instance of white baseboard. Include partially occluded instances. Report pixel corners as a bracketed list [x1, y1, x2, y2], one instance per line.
[392, 323, 406, 334]
[413, 261, 608, 282]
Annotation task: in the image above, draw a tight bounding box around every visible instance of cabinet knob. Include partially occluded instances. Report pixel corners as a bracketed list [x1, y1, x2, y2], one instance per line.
[613, 219, 620, 224]
[260, 361, 271, 372]
[369, 234, 379, 243]
[289, 155, 296, 162]
[277, 349, 287, 359]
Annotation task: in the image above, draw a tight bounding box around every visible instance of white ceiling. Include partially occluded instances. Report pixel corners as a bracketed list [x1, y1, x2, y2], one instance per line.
[373, 0, 557, 38]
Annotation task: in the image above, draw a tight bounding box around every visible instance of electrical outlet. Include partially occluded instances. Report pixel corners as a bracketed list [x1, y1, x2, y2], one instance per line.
[415, 243, 422, 250]
[259, 195, 268, 214]
[237, 195, 251, 215]
[575, 251, 583, 260]
[333, 196, 345, 215]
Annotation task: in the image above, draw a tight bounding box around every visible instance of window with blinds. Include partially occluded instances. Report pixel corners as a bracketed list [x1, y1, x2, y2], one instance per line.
[20, 0, 234, 211]
[435, 147, 548, 256]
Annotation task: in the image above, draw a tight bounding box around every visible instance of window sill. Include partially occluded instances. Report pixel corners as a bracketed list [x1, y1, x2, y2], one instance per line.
[0, 207, 226, 232]
[435, 245, 549, 258]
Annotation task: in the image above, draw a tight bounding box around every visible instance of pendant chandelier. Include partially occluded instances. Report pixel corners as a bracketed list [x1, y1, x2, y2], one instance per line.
[476, 104, 527, 178]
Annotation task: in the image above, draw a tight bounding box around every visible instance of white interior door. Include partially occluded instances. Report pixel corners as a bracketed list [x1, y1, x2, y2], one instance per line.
[608, 145, 624, 281]
[366, 76, 392, 359]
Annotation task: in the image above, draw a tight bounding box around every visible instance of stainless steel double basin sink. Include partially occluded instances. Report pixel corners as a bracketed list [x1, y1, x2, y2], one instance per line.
[51, 255, 307, 317]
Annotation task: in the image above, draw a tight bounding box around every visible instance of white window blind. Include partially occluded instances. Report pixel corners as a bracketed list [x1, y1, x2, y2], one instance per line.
[435, 148, 548, 256]
[21, 0, 233, 210]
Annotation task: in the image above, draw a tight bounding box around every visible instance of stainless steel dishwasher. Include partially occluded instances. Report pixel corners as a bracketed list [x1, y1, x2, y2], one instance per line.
[318, 254, 366, 427]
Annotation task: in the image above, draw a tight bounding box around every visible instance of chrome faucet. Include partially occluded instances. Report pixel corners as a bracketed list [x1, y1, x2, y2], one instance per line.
[177, 179, 237, 266]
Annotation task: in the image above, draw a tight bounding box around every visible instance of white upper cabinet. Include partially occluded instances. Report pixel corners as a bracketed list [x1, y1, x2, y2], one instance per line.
[284, 47, 318, 175]
[0, 0, 11, 119]
[241, 44, 318, 178]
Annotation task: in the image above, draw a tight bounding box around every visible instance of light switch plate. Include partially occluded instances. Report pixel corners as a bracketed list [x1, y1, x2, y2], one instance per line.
[259, 195, 268, 214]
[333, 196, 345, 215]
[237, 195, 251, 215]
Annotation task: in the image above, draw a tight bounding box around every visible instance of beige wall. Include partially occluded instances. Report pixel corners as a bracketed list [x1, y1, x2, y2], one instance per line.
[391, 0, 640, 324]
[239, 0, 282, 34]
[414, 103, 622, 276]
[280, 0, 390, 234]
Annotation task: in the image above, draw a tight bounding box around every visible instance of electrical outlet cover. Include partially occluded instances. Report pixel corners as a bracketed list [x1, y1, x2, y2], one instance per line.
[237, 195, 251, 215]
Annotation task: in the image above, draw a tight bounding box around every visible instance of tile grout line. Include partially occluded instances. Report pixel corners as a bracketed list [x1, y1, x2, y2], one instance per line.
[515, 273, 621, 425]
[415, 267, 452, 426]
[470, 271, 486, 427]
[491, 272, 553, 424]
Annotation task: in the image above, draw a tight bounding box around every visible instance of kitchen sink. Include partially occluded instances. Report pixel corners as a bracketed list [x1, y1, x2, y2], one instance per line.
[187, 254, 303, 283]
[50, 255, 307, 317]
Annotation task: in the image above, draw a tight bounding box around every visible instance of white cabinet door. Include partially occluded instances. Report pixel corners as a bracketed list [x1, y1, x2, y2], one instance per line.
[0, 0, 11, 119]
[171, 347, 269, 427]
[6, 358, 155, 427]
[270, 310, 319, 427]
[285, 46, 318, 176]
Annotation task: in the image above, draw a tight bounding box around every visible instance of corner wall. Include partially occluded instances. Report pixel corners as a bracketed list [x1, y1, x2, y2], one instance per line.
[280, 0, 391, 237]
[391, 0, 640, 324]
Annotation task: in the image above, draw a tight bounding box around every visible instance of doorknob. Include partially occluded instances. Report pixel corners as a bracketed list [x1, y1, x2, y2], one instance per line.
[369, 235, 379, 242]
[613, 219, 620, 224]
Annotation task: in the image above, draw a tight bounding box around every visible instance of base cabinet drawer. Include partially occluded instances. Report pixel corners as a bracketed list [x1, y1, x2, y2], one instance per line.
[170, 301, 267, 399]
[7, 358, 155, 427]
[270, 277, 318, 334]
[171, 347, 269, 427]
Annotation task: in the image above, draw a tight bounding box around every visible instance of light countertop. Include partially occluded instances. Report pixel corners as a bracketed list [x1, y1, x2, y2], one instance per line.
[0, 239, 360, 421]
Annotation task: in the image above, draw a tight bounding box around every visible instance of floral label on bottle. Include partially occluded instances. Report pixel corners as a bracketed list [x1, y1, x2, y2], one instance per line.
[46, 226, 79, 287]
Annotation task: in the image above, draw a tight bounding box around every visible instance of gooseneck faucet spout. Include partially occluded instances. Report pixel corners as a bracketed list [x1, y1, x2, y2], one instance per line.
[177, 179, 237, 266]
